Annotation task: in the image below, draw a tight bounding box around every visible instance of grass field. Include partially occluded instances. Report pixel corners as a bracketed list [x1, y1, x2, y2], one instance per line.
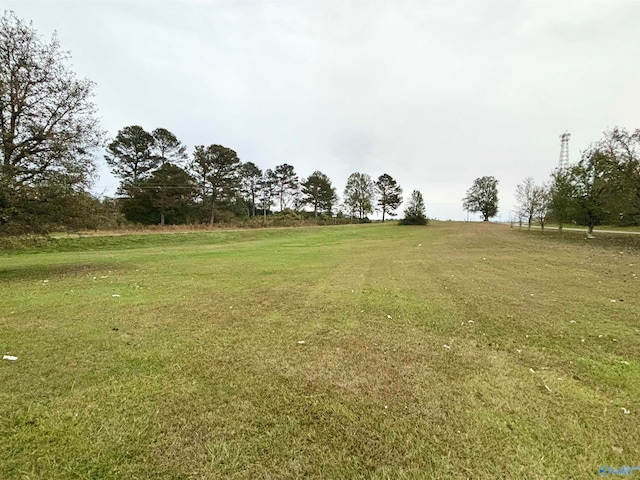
[1, 222, 639, 479]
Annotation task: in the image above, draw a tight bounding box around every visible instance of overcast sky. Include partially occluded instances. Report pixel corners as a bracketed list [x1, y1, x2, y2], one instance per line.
[6, 1, 640, 220]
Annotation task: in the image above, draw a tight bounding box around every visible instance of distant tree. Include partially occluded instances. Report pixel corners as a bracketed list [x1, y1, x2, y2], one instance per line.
[569, 148, 619, 236]
[257, 168, 276, 221]
[343, 172, 375, 220]
[462, 176, 499, 221]
[191, 144, 240, 224]
[548, 168, 575, 231]
[301, 171, 337, 217]
[0, 12, 103, 233]
[151, 128, 187, 166]
[105, 126, 157, 191]
[515, 177, 546, 228]
[140, 163, 195, 226]
[273, 163, 299, 211]
[375, 174, 403, 222]
[596, 127, 640, 225]
[239, 162, 263, 217]
[400, 190, 428, 225]
[534, 183, 551, 230]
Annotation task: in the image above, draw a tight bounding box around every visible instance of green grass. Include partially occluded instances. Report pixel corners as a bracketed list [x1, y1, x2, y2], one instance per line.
[1, 222, 639, 479]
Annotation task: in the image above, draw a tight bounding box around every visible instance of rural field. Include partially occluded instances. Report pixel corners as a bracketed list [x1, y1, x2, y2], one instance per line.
[1, 222, 639, 479]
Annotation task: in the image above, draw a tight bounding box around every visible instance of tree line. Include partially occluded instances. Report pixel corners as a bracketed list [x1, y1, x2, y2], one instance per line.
[0, 12, 430, 235]
[104, 124, 408, 226]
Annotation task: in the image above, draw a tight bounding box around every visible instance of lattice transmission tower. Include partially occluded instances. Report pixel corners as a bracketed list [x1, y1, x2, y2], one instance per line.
[559, 131, 570, 168]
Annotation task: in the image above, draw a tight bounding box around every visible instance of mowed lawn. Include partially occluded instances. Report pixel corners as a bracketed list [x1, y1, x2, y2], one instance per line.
[1, 222, 639, 479]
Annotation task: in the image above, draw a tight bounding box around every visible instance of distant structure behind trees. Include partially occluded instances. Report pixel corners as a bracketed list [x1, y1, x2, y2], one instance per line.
[4, 12, 639, 236]
[513, 128, 640, 234]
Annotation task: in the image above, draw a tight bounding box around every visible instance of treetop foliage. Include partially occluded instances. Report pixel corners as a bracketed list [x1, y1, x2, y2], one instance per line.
[105, 126, 157, 186]
[151, 128, 188, 166]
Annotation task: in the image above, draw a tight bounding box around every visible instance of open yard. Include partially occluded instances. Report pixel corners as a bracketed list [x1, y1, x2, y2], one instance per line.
[1, 222, 639, 479]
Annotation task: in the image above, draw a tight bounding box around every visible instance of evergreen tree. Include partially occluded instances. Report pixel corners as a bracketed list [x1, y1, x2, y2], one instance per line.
[191, 144, 240, 224]
[105, 126, 157, 191]
[375, 174, 403, 222]
[273, 164, 299, 211]
[151, 128, 187, 166]
[301, 171, 337, 217]
[400, 190, 428, 225]
[239, 162, 263, 217]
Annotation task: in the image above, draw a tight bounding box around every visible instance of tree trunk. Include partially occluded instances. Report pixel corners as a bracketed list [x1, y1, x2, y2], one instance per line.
[263, 200, 267, 226]
[251, 191, 256, 217]
[160, 210, 165, 226]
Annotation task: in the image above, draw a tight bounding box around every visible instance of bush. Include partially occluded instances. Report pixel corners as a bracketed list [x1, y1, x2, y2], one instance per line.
[399, 216, 428, 226]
